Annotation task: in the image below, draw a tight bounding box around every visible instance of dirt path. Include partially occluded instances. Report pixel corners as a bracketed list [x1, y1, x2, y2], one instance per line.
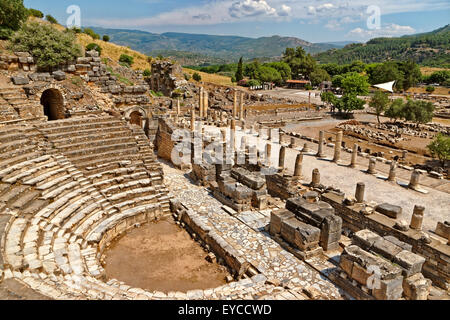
[104, 217, 230, 293]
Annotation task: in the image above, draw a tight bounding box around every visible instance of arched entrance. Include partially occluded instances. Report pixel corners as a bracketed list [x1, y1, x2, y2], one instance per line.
[130, 111, 143, 127]
[41, 89, 65, 120]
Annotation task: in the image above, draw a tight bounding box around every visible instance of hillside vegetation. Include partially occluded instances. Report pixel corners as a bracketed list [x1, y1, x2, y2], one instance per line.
[315, 25, 450, 68]
[89, 27, 341, 65]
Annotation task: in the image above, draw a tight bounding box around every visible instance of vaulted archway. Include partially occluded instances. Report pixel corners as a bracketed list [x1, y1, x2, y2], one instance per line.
[41, 89, 65, 120]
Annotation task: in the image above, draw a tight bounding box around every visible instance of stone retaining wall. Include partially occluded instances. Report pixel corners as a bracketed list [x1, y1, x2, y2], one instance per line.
[322, 192, 450, 289]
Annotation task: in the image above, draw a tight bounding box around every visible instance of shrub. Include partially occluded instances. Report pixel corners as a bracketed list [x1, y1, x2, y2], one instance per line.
[45, 14, 58, 24]
[184, 73, 191, 81]
[83, 28, 100, 40]
[9, 22, 82, 70]
[119, 54, 134, 66]
[28, 8, 44, 18]
[192, 72, 202, 82]
[86, 43, 102, 55]
[427, 133, 450, 166]
[103, 35, 110, 42]
[0, 26, 14, 40]
[0, 0, 28, 30]
[70, 26, 82, 33]
[247, 79, 261, 87]
[143, 69, 151, 77]
[426, 86, 435, 93]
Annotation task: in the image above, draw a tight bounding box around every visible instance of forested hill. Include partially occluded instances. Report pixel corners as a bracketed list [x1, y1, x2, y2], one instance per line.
[314, 25, 450, 67]
[89, 27, 341, 65]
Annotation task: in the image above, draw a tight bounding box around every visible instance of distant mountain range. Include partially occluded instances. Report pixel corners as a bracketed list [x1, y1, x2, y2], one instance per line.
[314, 25, 450, 67]
[89, 27, 347, 65]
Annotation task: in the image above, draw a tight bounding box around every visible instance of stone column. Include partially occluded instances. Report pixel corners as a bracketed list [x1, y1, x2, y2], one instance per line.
[294, 153, 303, 178]
[290, 137, 298, 149]
[203, 90, 208, 117]
[199, 87, 204, 118]
[176, 99, 180, 116]
[388, 161, 397, 182]
[265, 143, 272, 166]
[311, 169, 320, 187]
[333, 130, 343, 163]
[410, 205, 425, 230]
[267, 128, 272, 141]
[317, 130, 325, 158]
[233, 90, 237, 119]
[278, 146, 286, 172]
[302, 143, 311, 153]
[355, 182, 365, 203]
[402, 150, 408, 160]
[367, 157, 377, 174]
[241, 136, 247, 150]
[229, 119, 236, 153]
[190, 105, 196, 132]
[221, 128, 227, 143]
[350, 144, 358, 168]
[408, 170, 421, 190]
[239, 92, 244, 120]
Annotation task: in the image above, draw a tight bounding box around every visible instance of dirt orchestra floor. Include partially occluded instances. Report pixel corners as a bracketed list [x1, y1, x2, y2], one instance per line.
[103, 217, 230, 293]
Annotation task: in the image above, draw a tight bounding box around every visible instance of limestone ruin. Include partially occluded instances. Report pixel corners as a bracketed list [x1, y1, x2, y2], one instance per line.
[0, 48, 448, 301]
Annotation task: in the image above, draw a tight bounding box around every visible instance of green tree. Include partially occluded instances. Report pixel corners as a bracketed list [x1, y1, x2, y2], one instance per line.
[310, 68, 331, 86]
[257, 65, 282, 84]
[321, 91, 338, 112]
[28, 8, 44, 18]
[331, 75, 344, 88]
[385, 98, 404, 122]
[368, 61, 404, 91]
[103, 35, 110, 42]
[192, 72, 202, 82]
[427, 133, 450, 166]
[45, 14, 58, 24]
[264, 62, 291, 83]
[336, 93, 365, 114]
[398, 60, 421, 91]
[369, 91, 390, 124]
[341, 72, 370, 96]
[282, 46, 317, 79]
[426, 70, 450, 85]
[0, 0, 28, 39]
[9, 22, 82, 70]
[235, 57, 244, 82]
[402, 99, 435, 125]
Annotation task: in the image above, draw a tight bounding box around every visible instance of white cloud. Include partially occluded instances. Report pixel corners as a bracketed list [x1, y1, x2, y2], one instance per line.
[229, 0, 277, 18]
[278, 4, 292, 16]
[348, 23, 416, 40]
[87, 0, 450, 29]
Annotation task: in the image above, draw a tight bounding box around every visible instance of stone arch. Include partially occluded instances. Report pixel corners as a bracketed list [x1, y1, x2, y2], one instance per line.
[125, 107, 147, 127]
[39, 86, 66, 121]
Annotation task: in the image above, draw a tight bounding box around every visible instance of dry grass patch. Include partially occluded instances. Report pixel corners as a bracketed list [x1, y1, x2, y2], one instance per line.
[77, 34, 151, 71]
[183, 68, 234, 86]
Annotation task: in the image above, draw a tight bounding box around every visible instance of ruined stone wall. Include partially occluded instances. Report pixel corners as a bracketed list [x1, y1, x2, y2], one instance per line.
[322, 192, 450, 289]
[155, 118, 176, 162]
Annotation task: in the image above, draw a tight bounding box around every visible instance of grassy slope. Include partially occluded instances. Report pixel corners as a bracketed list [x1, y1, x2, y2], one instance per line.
[183, 68, 234, 87]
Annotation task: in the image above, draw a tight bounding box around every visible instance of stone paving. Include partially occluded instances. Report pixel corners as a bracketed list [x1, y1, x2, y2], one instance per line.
[199, 125, 449, 233]
[163, 162, 345, 300]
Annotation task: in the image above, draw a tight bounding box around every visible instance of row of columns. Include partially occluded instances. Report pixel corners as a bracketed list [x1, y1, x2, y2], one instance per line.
[355, 181, 428, 231]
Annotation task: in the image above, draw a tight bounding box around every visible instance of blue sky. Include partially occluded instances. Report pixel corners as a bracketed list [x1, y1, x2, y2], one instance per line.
[24, 0, 450, 42]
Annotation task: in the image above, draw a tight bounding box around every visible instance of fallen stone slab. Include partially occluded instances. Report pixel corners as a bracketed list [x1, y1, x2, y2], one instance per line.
[375, 203, 402, 219]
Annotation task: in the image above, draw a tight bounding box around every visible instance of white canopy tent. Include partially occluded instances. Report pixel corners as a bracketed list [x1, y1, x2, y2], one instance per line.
[372, 81, 396, 93]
